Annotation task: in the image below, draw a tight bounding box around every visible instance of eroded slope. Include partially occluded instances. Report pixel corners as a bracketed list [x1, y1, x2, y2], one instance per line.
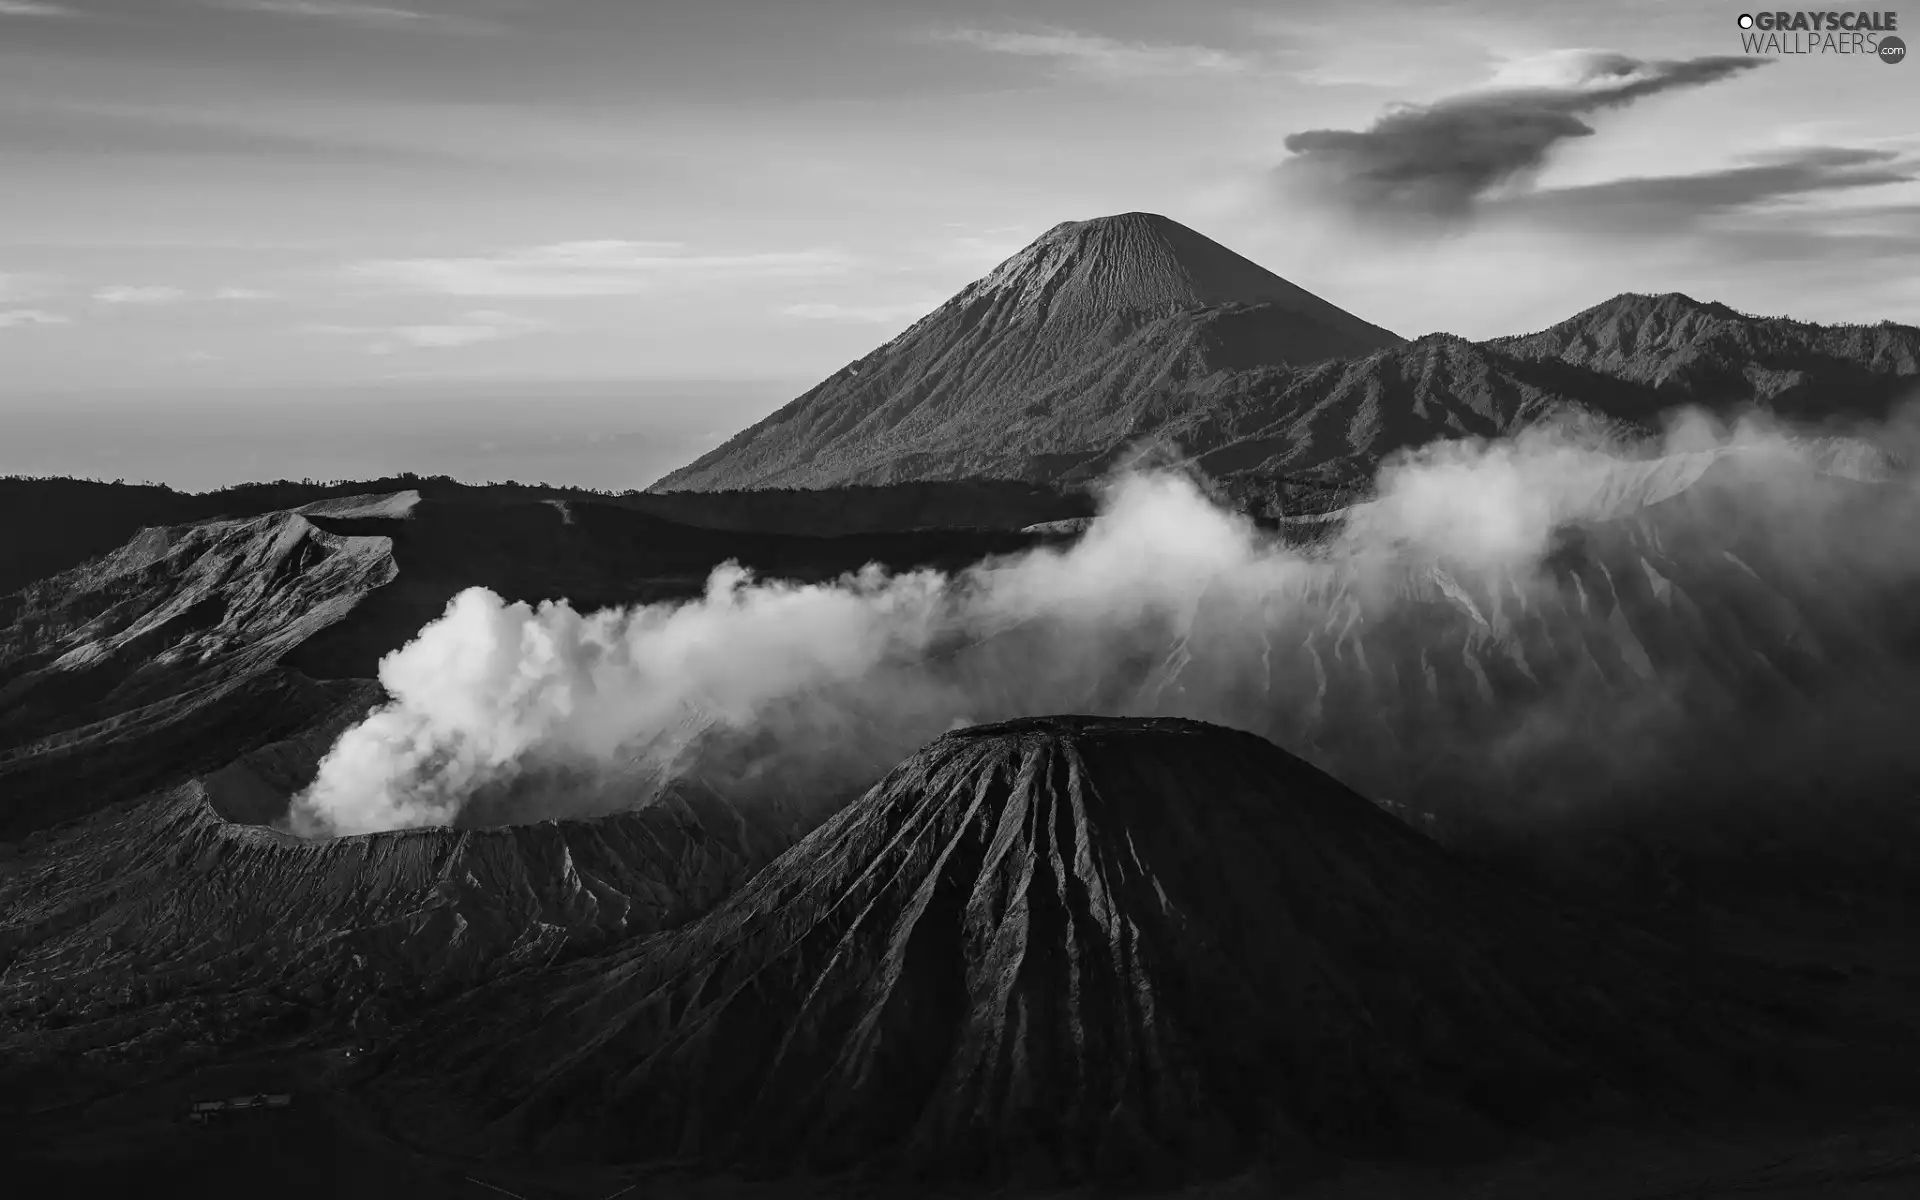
[653, 213, 1403, 491]
[380, 718, 1785, 1187]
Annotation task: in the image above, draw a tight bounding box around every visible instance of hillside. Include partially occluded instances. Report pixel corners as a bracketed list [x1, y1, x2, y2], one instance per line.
[1134, 452, 1920, 899]
[651, 212, 1404, 491]
[5, 454, 1920, 1193]
[0, 767, 834, 1111]
[0, 503, 401, 839]
[373, 717, 1789, 1186]
[651, 222, 1920, 501]
[0, 474, 1087, 599]
[1495, 292, 1920, 413]
[1190, 296, 1920, 496]
[1160, 333, 1665, 493]
[0, 489, 1058, 839]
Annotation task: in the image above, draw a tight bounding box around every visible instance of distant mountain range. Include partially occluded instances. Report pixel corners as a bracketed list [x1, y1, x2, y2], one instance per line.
[652, 213, 1920, 498]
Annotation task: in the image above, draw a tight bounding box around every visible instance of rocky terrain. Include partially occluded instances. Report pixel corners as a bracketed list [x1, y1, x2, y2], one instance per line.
[0, 487, 1055, 840]
[0, 496, 403, 840]
[651, 212, 1405, 492]
[1143, 453, 1920, 868]
[651, 215, 1920, 498]
[6, 211, 1920, 1196]
[367, 718, 1810, 1188]
[1495, 292, 1920, 410]
[0, 772, 830, 1109]
[0, 473, 1087, 598]
[6, 456, 1920, 1195]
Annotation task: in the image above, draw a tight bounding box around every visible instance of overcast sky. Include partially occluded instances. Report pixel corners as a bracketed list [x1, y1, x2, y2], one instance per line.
[2, 0, 1917, 483]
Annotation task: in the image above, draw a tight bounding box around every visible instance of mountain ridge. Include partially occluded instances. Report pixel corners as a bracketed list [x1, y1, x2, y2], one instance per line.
[651, 218, 1920, 497]
[651, 213, 1404, 492]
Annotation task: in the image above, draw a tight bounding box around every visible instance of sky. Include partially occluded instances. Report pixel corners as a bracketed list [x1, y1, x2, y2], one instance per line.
[2, 0, 1917, 488]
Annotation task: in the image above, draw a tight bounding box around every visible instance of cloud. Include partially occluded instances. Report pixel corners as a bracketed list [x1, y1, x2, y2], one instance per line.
[1276, 50, 1770, 226]
[286, 410, 1920, 839]
[304, 309, 551, 352]
[929, 26, 1251, 79]
[0, 1, 79, 16]
[1456, 144, 1920, 270]
[1495, 146, 1920, 233]
[350, 240, 853, 297]
[213, 286, 278, 300]
[0, 272, 47, 302]
[0, 99, 481, 169]
[94, 285, 191, 305]
[779, 299, 941, 324]
[203, 0, 498, 32]
[0, 309, 71, 328]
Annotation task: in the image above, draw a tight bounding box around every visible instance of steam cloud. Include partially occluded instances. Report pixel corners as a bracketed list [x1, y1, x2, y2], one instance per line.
[290, 405, 1920, 847]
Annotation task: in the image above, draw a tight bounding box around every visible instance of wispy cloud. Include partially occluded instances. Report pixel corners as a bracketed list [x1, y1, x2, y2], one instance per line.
[1276, 50, 1770, 228]
[778, 298, 942, 324]
[213, 286, 278, 300]
[1493, 146, 1920, 263]
[303, 309, 551, 353]
[204, 0, 498, 33]
[1499, 146, 1919, 231]
[0, 272, 48, 302]
[94, 284, 191, 304]
[1249, 7, 1516, 92]
[349, 240, 853, 297]
[929, 26, 1252, 79]
[0, 1, 80, 17]
[0, 309, 71, 328]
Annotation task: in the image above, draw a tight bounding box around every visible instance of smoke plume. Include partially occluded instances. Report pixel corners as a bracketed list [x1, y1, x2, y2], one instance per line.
[289, 406, 1920, 849]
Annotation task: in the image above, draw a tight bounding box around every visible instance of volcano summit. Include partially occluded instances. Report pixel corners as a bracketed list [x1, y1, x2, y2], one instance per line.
[382, 717, 1782, 1187]
[653, 216, 1920, 506]
[652, 212, 1404, 492]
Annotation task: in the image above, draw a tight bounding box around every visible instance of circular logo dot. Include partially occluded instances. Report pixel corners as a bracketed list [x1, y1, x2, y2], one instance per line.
[1880, 35, 1907, 63]
[1737, 13, 1754, 29]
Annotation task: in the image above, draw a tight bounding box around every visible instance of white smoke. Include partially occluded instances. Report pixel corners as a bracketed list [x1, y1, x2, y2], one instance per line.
[288, 407, 1920, 840]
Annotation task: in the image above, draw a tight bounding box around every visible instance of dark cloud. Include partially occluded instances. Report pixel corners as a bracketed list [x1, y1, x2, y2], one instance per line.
[1492, 146, 1920, 231]
[1276, 51, 1770, 225]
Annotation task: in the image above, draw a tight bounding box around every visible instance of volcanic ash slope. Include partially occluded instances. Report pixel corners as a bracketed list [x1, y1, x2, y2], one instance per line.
[394, 716, 1781, 1187]
[651, 212, 1403, 491]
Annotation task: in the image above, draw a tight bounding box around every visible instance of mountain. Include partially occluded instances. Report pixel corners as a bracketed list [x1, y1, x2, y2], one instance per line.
[7, 463, 1920, 1190]
[1163, 333, 1661, 497]
[0, 488, 1056, 839]
[651, 212, 1404, 491]
[1127, 451, 1920, 891]
[0, 499, 402, 839]
[0, 773, 821, 1111]
[377, 717, 1787, 1187]
[0, 474, 1088, 599]
[1191, 298, 1920, 514]
[1495, 292, 1920, 408]
[653, 220, 1920, 503]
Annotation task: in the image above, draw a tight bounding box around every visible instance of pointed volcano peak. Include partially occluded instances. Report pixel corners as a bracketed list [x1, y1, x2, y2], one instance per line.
[968, 210, 1374, 332]
[422, 717, 1777, 1185]
[648, 212, 1401, 491]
